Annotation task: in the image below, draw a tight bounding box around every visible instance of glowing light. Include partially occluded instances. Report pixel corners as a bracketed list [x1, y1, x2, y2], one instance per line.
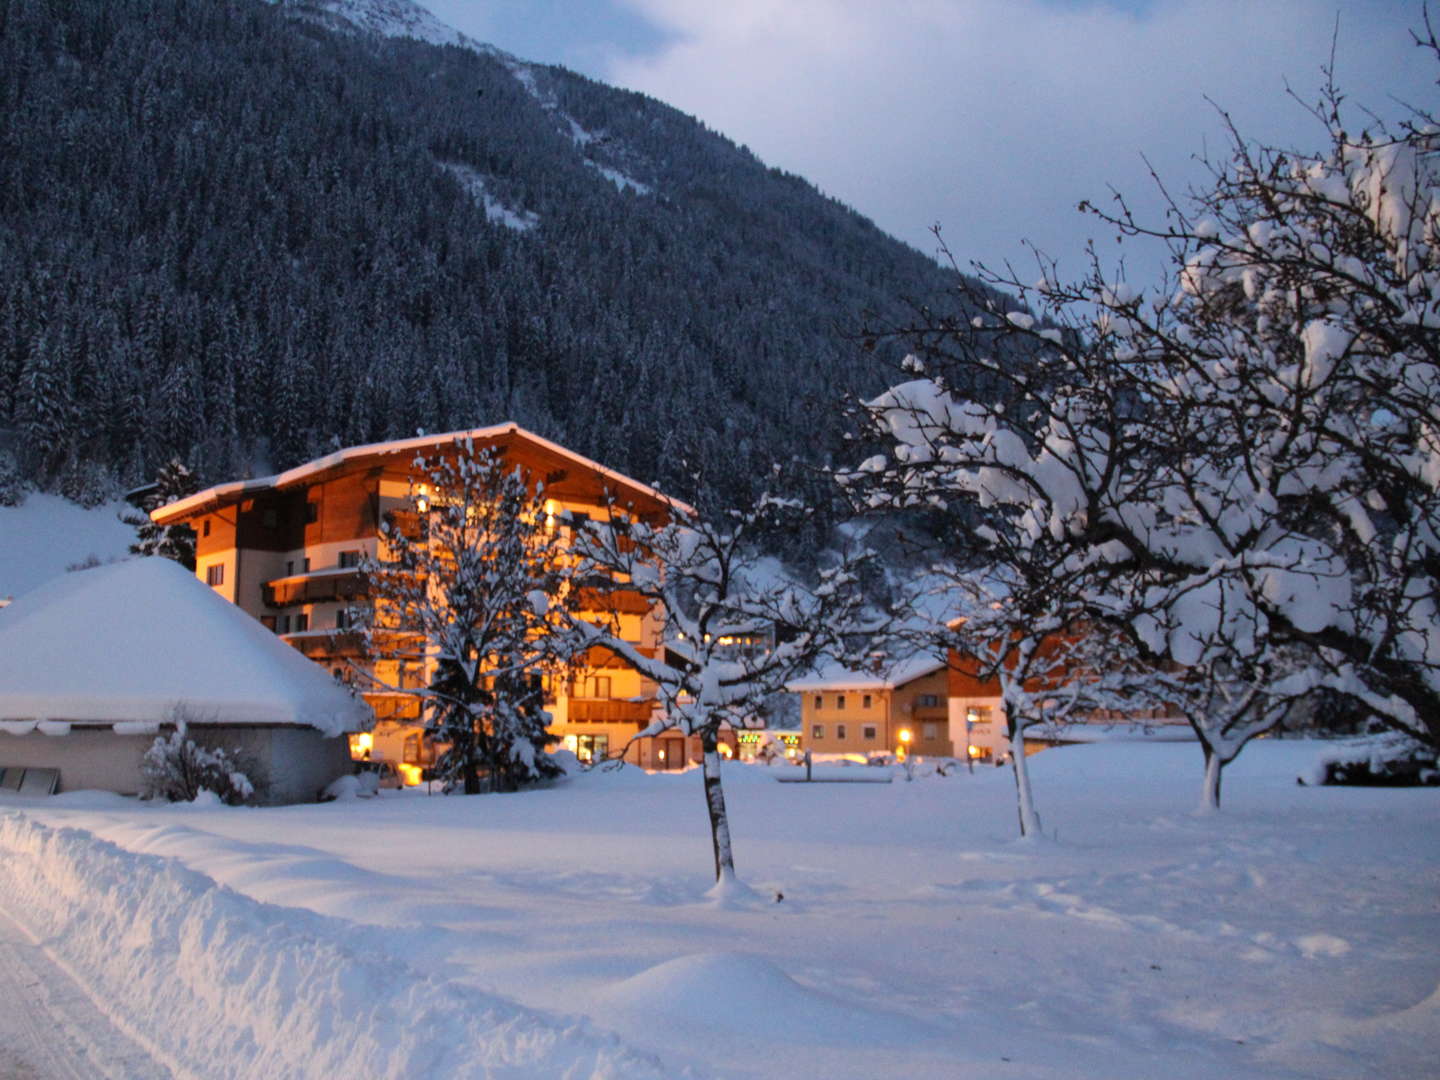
[396, 762, 424, 786]
[898, 728, 913, 744]
[968, 744, 984, 758]
[563, 734, 578, 752]
[719, 743, 734, 759]
[349, 732, 373, 757]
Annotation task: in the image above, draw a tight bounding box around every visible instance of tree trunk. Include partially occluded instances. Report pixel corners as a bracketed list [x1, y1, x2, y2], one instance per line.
[700, 727, 736, 882]
[1198, 741, 1223, 812]
[1009, 721, 1041, 838]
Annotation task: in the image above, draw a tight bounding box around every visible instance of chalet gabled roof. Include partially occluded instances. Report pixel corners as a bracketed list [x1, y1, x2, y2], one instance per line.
[152, 423, 694, 524]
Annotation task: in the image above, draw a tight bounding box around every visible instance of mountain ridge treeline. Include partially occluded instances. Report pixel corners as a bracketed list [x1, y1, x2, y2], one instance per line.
[0, 0, 968, 511]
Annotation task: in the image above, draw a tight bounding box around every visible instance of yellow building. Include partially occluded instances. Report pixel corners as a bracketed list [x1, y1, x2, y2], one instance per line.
[152, 424, 692, 777]
[789, 656, 952, 760]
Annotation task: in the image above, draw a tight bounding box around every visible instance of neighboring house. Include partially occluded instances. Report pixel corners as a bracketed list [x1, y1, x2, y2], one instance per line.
[790, 655, 952, 759]
[0, 558, 366, 802]
[948, 632, 1189, 761]
[151, 424, 693, 775]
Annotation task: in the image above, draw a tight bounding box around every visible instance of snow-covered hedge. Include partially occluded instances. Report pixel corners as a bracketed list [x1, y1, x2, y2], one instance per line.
[0, 814, 664, 1079]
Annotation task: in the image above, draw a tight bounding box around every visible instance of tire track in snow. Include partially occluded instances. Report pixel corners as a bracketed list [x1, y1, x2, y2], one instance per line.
[0, 905, 171, 1080]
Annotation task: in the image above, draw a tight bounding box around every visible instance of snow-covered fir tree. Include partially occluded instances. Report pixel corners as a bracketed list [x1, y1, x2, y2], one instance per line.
[362, 440, 579, 794]
[123, 459, 199, 568]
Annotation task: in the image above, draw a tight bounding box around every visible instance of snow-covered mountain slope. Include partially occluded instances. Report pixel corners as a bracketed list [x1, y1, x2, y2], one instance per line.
[285, 0, 481, 51]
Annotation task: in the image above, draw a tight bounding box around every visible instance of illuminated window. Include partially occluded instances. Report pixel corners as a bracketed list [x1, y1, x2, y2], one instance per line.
[811, 724, 824, 740]
[863, 725, 877, 741]
[403, 734, 421, 764]
[205, 564, 224, 586]
[967, 706, 992, 728]
[576, 734, 609, 764]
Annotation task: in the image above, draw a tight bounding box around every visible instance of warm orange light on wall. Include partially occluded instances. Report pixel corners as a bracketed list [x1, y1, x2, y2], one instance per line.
[397, 762, 424, 786]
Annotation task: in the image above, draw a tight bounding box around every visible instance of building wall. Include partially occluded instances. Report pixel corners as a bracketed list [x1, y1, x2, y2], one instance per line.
[801, 686, 892, 754]
[894, 669, 952, 757]
[0, 726, 349, 803]
[798, 668, 951, 758]
[0, 729, 151, 794]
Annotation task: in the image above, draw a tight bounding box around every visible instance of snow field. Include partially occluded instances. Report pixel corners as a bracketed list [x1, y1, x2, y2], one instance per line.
[1, 741, 1437, 1079]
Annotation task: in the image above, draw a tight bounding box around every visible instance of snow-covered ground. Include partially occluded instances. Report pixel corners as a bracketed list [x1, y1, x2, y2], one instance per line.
[1, 741, 1436, 1079]
[0, 493, 134, 600]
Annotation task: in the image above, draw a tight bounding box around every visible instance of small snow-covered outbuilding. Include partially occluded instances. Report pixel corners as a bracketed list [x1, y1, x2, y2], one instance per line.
[0, 558, 369, 803]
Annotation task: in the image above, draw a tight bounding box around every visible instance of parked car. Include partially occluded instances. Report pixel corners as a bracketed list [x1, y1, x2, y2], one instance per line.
[353, 759, 402, 791]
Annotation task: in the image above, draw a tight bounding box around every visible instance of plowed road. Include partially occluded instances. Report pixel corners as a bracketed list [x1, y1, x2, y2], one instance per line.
[0, 907, 170, 1080]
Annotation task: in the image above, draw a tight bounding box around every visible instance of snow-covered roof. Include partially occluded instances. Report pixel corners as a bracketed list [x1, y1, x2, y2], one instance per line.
[153, 422, 694, 524]
[787, 654, 947, 692]
[0, 559, 368, 735]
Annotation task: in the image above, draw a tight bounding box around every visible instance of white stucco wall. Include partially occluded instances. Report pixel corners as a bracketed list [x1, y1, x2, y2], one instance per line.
[0, 726, 351, 804]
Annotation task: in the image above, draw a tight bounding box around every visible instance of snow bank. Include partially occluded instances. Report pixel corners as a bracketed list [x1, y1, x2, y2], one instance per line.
[0, 493, 134, 599]
[0, 813, 664, 1080]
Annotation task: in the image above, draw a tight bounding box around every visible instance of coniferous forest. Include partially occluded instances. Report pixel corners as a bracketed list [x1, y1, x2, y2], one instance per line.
[0, 0, 967, 511]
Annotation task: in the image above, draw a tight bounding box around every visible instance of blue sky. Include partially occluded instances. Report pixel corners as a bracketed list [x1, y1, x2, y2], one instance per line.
[424, 1, 1431, 283]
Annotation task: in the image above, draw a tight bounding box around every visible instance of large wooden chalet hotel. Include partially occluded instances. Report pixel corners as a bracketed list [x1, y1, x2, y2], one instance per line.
[152, 424, 702, 779]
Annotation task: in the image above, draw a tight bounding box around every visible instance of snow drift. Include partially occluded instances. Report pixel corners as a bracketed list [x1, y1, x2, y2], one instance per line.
[0, 813, 663, 1080]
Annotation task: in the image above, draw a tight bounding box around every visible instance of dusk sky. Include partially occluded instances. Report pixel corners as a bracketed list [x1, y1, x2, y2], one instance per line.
[424, 0, 1432, 284]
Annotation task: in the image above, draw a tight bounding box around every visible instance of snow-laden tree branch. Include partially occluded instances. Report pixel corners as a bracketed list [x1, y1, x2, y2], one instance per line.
[573, 495, 880, 884]
[845, 39, 1440, 811]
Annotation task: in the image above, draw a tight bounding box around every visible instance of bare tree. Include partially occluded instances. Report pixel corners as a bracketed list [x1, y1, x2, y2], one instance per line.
[848, 30, 1440, 812]
[574, 498, 876, 886]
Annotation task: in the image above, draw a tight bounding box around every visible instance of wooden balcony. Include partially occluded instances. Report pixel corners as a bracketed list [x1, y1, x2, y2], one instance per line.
[576, 586, 652, 615]
[281, 629, 367, 659]
[262, 568, 367, 608]
[567, 699, 655, 724]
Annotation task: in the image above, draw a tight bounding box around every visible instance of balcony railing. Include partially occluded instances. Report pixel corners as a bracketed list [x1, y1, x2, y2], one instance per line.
[262, 568, 367, 608]
[567, 699, 655, 724]
[280, 629, 367, 658]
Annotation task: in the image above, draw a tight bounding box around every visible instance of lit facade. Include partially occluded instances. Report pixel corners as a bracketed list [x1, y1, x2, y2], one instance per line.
[152, 424, 694, 776]
[791, 658, 953, 760]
